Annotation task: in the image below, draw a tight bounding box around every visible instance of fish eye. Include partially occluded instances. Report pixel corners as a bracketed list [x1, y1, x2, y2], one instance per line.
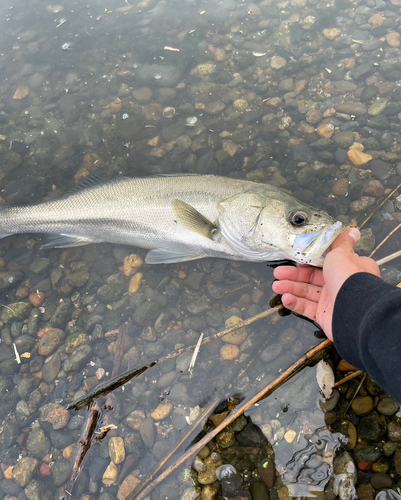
[289, 210, 308, 226]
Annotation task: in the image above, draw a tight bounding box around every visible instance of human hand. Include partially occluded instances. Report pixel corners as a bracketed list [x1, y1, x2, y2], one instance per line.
[271, 228, 380, 341]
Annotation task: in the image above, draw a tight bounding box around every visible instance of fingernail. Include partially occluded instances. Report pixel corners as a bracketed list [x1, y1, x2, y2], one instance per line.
[348, 228, 360, 243]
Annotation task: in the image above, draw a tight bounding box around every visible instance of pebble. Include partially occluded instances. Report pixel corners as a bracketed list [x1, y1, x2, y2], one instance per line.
[102, 461, 118, 485]
[38, 328, 65, 356]
[139, 417, 155, 447]
[222, 140, 239, 157]
[220, 344, 239, 360]
[109, 437, 125, 464]
[128, 272, 143, 294]
[63, 344, 92, 372]
[378, 398, 399, 416]
[332, 178, 349, 196]
[270, 55, 287, 69]
[39, 402, 70, 429]
[12, 457, 38, 487]
[351, 396, 375, 416]
[13, 85, 30, 100]
[386, 32, 401, 47]
[29, 291, 45, 307]
[363, 180, 384, 198]
[150, 403, 173, 420]
[347, 150, 372, 167]
[388, 421, 401, 442]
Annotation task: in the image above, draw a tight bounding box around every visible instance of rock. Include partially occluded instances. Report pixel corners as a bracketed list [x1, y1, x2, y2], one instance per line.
[1, 302, 31, 322]
[323, 28, 341, 39]
[220, 344, 239, 360]
[150, 403, 173, 420]
[12, 457, 38, 487]
[347, 150, 372, 167]
[64, 271, 90, 287]
[133, 87, 153, 102]
[63, 344, 92, 372]
[394, 449, 401, 475]
[109, 436, 125, 464]
[368, 98, 389, 116]
[139, 418, 155, 447]
[338, 421, 357, 450]
[377, 398, 399, 416]
[388, 421, 401, 442]
[216, 430, 236, 449]
[222, 140, 239, 157]
[334, 131, 355, 149]
[29, 257, 51, 274]
[38, 328, 65, 356]
[40, 403, 70, 430]
[128, 273, 143, 294]
[335, 102, 367, 115]
[233, 99, 248, 112]
[318, 389, 340, 412]
[333, 451, 357, 500]
[13, 85, 30, 100]
[317, 123, 335, 138]
[370, 472, 393, 489]
[351, 396, 375, 416]
[270, 55, 287, 69]
[29, 291, 45, 307]
[363, 180, 384, 198]
[133, 301, 159, 326]
[26, 427, 51, 459]
[103, 462, 118, 485]
[118, 474, 141, 500]
[51, 458, 72, 486]
[259, 343, 283, 363]
[332, 178, 349, 196]
[386, 32, 401, 47]
[205, 101, 225, 115]
[357, 411, 386, 441]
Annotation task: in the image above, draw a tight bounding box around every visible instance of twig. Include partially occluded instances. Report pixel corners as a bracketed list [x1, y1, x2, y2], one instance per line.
[369, 222, 401, 258]
[359, 180, 401, 229]
[343, 373, 367, 415]
[126, 338, 333, 500]
[67, 306, 282, 410]
[189, 332, 203, 377]
[62, 402, 100, 499]
[333, 370, 364, 388]
[376, 249, 401, 266]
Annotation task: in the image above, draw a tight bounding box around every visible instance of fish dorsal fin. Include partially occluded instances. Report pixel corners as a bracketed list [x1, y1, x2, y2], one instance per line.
[172, 199, 217, 240]
[145, 248, 203, 264]
[64, 173, 130, 197]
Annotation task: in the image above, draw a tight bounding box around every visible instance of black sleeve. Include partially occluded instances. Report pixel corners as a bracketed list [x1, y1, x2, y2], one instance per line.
[332, 272, 401, 403]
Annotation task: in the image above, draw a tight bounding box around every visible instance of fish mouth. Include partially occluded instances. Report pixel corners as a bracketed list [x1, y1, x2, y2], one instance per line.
[292, 221, 344, 265]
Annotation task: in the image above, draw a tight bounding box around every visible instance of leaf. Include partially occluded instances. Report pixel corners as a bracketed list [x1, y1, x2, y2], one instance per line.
[316, 360, 335, 399]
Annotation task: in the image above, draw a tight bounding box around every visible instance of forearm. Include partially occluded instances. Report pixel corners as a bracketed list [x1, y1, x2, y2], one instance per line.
[333, 272, 401, 403]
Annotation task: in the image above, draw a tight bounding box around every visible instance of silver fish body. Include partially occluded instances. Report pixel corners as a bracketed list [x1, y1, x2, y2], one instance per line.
[0, 175, 343, 266]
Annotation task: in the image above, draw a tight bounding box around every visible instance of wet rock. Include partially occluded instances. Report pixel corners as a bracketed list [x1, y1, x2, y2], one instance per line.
[139, 418, 155, 447]
[368, 98, 389, 117]
[40, 402, 70, 429]
[26, 427, 51, 458]
[351, 396, 375, 416]
[333, 451, 357, 500]
[259, 343, 283, 363]
[369, 160, 392, 182]
[377, 398, 399, 416]
[319, 389, 340, 412]
[354, 444, 383, 469]
[29, 257, 51, 274]
[357, 411, 386, 441]
[205, 101, 225, 115]
[64, 271, 90, 287]
[237, 423, 268, 447]
[338, 421, 358, 450]
[51, 458, 72, 486]
[370, 472, 393, 489]
[38, 328, 65, 356]
[15, 334, 35, 353]
[12, 456, 38, 487]
[133, 301, 159, 326]
[388, 421, 401, 442]
[109, 436, 125, 464]
[1, 302, 31, 322]
[63, 344, 92, 372]
[42, 353, 61, 382]
[50, 299, 73, 328]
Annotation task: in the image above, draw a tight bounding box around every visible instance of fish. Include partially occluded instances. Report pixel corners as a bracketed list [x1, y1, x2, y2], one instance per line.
[0, 174, 343, 266]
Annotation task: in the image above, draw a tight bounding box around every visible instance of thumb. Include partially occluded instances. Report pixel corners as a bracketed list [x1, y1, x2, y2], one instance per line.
[331, 227, 360, 251]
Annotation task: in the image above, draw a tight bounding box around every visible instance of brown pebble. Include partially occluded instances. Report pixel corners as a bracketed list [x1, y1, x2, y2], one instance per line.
[347, 150, 372, 167]
[128, 272, 143, 294]
[386, 32, 401, 48]
[29, 291, 45, 307]
[322, 28, 341, 40]
[368, 13, 383, 26]
[332, 178, 349, 197]
[317, 123, 335, 139]
[363, 180, 384, 198]
[16, 286, 30, 299]
[220, 344, 239, 360]
[351, 395, 375, 416]
[13, 86, 30, 100]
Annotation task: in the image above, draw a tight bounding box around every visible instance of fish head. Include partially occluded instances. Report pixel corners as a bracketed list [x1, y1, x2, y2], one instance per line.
[217, 188, 344, 266]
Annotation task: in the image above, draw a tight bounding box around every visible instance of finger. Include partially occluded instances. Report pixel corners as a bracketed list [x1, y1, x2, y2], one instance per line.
[331, 228, 360, 252]
[280, 293, 318, 321]
[272, 280, 323, 303]
[273, 266, 325, 287]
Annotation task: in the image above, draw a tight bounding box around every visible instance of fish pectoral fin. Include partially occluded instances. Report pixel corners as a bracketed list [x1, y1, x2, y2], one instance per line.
[172, 199, 217, 240]
[145, 248, 203, 264]
[40, 234, 94, 249]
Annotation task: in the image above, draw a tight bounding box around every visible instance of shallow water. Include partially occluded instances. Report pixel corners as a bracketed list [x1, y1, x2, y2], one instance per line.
[0, 0, 401, 499]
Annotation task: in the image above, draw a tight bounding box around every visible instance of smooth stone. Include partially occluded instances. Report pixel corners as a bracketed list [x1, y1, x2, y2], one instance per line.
[12, 457, 38, 487]
[377, 398, 399, 416]
[357, 411, 386, 441]
[63, 344, 92, 372]
[109, 436, 125, 464]
[351, 396, 375, 416]
[139, 418, 155, 447]
[39, 402, 70, 430]
[388, 421, 401, 442]
[38, 328, 65, 356]
[26, 427, 51, 459]
[318, 389, 340, 412]
[42, 353, 61, 383]
[370, 472, 393, 489]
